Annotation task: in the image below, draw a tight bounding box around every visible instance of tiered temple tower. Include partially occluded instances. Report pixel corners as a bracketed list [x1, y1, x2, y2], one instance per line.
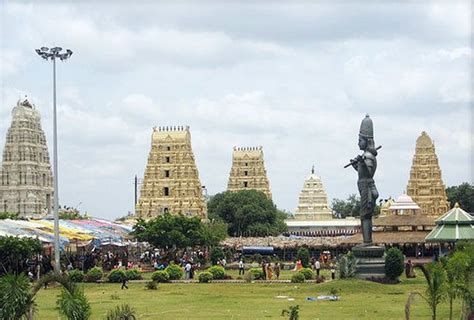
[294, 166, 333, 220]
[136, 126, 207, 219]
[227, 146, 271, 198]
[406, 131, 450, 216]
[0, 99, 53, 218]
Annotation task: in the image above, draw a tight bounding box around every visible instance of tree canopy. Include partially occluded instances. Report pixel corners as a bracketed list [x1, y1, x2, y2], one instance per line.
[331, 194, 381, 218]
[207, 190, 287, 237]
[132, 213, 226, 250]
[0, 236, 42, 275]
[446, 183, 474, 212]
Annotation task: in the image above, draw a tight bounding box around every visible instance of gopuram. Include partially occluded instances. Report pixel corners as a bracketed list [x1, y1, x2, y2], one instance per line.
[227, 146, 271, 198]
[347, 114, 385, 278]
[0, 99, 54, 218]
[135, 126, 207, 219]
[406, 131, 450, 217]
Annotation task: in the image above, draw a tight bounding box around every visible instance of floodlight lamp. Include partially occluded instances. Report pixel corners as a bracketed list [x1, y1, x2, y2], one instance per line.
[41, 47, 49, 52]
[51, 47, 62, 54]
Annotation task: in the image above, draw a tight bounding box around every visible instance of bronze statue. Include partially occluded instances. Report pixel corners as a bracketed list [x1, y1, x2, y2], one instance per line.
[346, 115, 380, 246]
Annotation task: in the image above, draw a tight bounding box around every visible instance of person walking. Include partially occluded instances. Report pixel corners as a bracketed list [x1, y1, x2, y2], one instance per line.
[315, 259, 321, 277]
[261, 261, 267, 280]
[185, 261, 192, 280]
[121, 277, 128, 290]
[238, 259, 245, 275]
[330, 263, 336, 280]
[274, 262, 280, 280]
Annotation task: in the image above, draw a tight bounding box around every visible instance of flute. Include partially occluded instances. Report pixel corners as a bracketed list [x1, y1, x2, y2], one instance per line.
[344, 146, 382, 168]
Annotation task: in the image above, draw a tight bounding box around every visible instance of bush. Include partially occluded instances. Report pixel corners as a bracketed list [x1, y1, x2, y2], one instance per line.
[385, 247, 404, 280]
[85, 267, 103, 282]
[165, 264, 184, 280]
[145, 281, 157, 290]
[207, 265, 225, 280]
[210, 247, 225, 265]
[248, 268, 265, 280]
[291, 272, 305, 283]
[105, 304, 136, 320]
[338, 252, 357, 279]
[298, 268, 314, 280]
[125, 268, 142, 280]
[108, 269, 126, 283]
[151, 270, 170, 283]
[296, 247, 310, 268]
[69, 269, 84, 283]
[198, 272, 213, 283]
[316, 276, 325, 283]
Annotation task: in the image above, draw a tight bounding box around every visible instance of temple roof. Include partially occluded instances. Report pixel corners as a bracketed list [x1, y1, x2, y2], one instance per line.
[152, 126, 189, 142]
[389, 194, 421, 211]
[373, 214, 435, 227]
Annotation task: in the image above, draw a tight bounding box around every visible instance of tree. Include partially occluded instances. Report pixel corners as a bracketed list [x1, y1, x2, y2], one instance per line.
[385, 248, 404, 281]
[0, 236, 42, 275]
[0, 212, 19, 220]
[207, 190, 287, 237]
[296, 247, 310, 268]
[416, 263, 447, 320]
[0, 273, 35, 320]
[445, 251, 471, 320]
[132, 214, 226, 253]
[331, 194, 381, 218]
[446, 183, 474, 212]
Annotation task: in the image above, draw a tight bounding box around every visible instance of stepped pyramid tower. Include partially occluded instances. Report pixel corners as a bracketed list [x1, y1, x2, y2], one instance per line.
[0, 98, 53, 218]
[406, 131, 450, 216]
[227, 146, 271, 198]
[136, 126, 207, 219]
[294, 166, 333, 220]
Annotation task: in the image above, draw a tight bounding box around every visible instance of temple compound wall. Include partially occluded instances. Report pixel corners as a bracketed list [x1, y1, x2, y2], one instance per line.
[136, 126, 207, 219]
[227, 146, 271, 198]
[406, 131, 450, 217]
[0, 99, 54, 218]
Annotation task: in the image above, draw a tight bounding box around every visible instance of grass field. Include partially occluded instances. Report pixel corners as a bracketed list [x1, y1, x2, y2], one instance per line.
[33, 271, 462, 320]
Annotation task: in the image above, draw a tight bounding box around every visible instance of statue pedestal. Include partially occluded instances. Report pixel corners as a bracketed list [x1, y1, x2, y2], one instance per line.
[352, 245, 385, 279]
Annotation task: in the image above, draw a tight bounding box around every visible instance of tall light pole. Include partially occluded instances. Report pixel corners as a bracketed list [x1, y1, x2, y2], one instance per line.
[35, 46, 73, 272]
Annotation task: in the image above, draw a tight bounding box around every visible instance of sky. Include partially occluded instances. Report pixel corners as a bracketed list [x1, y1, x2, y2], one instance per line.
[0, 1, 472, 220]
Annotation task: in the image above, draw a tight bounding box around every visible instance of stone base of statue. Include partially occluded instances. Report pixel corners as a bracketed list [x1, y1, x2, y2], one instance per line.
[352, 245, 385, 279]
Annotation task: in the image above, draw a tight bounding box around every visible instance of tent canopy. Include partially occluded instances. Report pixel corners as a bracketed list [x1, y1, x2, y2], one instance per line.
[425, 203, 474, 242]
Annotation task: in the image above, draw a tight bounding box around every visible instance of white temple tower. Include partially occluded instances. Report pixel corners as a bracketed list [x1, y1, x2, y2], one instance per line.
[0, 99, 54, 218]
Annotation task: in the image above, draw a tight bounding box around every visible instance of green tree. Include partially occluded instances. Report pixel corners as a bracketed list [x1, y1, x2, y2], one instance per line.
[417, 263, 447, 320]
[0, 212, 19, 220]
[446, 183, 474, 212]
[331, 194, 381, 218]
[132, 213, 226, 253]
[445, 251, 471, 320]
[0, 273, 35, 320]
[385, 248, 404, 281]
[207, 190, 287, 237]
[0, 236, 42, 274]
[296, 247, 310, 268]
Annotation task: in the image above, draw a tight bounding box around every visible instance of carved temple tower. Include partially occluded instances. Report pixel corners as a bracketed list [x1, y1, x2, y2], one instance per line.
[406, 131, 450, 216]
[294, 166, 333, 220]
[136, 126, 206, 219]
[0, 99, 54, 218]
[227, 146, 271, 198]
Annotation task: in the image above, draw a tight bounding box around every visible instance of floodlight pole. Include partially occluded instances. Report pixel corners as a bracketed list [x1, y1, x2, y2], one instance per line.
[35, 46, 73, 273]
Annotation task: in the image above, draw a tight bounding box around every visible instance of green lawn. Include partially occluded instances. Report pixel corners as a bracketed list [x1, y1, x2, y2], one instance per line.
[34, 275, 461, 319]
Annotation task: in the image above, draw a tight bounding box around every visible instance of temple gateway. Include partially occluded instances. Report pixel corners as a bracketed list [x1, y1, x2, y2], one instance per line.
[135, 126, 207, 219]
[0, 99, 54, 218]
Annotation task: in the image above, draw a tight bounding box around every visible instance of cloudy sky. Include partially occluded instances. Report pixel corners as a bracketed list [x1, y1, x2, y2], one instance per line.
[1, 1, 472, 220]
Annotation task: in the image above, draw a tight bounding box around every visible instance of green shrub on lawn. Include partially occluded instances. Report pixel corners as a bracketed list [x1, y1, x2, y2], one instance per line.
[108, 269, 127, 283]
[125, 268, 142, 280]
[298, 268, 314, 280]
[291, 272, 305, 283]
[207, 265, 225, 280]
[165, 264, 184, 280]
[245, 268, 264, 281]
[151, 270, 170, 283]
[68, 269, 84, 282]
[85, 267, 103, 282]
[145, 281, 158, 290]
[198, 272, 213, 283]
[385, 247, 404, 280]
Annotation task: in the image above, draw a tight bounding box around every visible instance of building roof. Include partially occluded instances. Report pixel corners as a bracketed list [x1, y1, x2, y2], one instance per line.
[389, 194, 421, 211]
[425, 203, 474, 242]
[345, 231, 429, 245]
[373, 214, 435, 227]
[286, 219, 360, 227]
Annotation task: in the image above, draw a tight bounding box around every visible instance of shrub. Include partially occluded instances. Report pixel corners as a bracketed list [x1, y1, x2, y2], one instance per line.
[85, 267, 103, 282]
[316, 276, 325, 283]
[145, 281, 157, 290]
[108, 269, 126, 283]
[69, 269, 84, 283]
[248, 268, 265, 280]
[105, 304, 136, 320]
[165, 264, 184, 280]
[125, 268, 142, 280]
[207, 265, 225, 280]
[210, 247, 225, 265]
[151, 270, 170, 283]
[291, 272, 305, 283]
[385, 247, 404, 280]
[281, 305, 299, 320]
[298, 268, 314, 280]
[198, 272, 213, 283]
[296, 247, 310, 268]
[252, 253, 263, 263]
[338, 252, 357, 279]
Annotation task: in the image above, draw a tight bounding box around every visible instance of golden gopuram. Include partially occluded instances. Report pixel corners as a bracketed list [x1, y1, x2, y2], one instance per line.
[406, 131, 450, 217]
[135, 126, 207, 219]
[227, 146, 271, 198]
